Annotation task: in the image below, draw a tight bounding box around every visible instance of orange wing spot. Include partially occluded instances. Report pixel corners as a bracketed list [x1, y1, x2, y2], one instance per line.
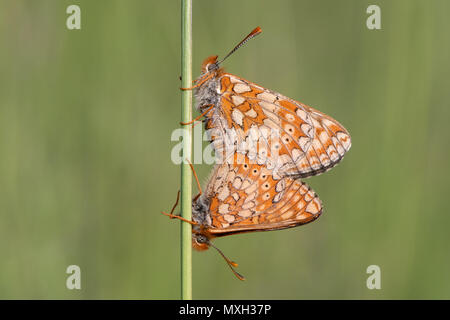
[315, 126, 325, 136]
[315, 146, 327, 157]
[299, 161, 312, 170]
[247, 101, 267, 124]
[319, 135, 335, 150]
[224, 195, 237, 206]
[327, 123, 346, 135]
[220, 98, 236, 129]
[220, 76, 233, 93]
[276, 143, 292, 157]
[256, 203, 268, 211]
[240, 87, 264, 98]
[211, 216, 223, 228]
[228, 216, 254, 226]
[255, 187, 277, 206]
[278, 100, 298, 112]
[235, 164, 250, 177]
[307, 150, 321, 163]
[205, 118, 215, 131]
[339, 135, 350, 143]
[236, 101, 252, 113]
[210, 197, 219, 212]
[278, 108, 306, 129]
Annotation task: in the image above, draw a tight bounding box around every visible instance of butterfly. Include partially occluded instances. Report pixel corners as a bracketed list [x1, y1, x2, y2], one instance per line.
[163, 153, 322, 280]
[182, 27, 351, 177]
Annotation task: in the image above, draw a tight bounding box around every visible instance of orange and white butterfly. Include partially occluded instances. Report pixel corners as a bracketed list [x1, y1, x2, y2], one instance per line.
[163, 153, 322, 280]
[183, 27, 351, 178]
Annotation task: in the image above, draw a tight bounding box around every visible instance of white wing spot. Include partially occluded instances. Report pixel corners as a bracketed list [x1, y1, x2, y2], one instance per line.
[332, 137, 346, 156]
[306, 200, 320, 214]
[284, 123, 296, 134]
[337, 132, 351, 151]
[238, 209, 252, 218]
[224, 214, 235, 223]
[257, 92, 277, 103]
[327, 145, 339, 162]
[275, 179, 286, 192]
[285, 113, 295, 122]
[301, 123, 314, 139]
[245, 108, 258, 118]
[229, 76, 244, 84]
[233, 83, 251, 93]
[292, 148, 304, 162]
[231, 95, 245, 106]
[218, 203, 230, 214]
[281, 210, 295, 220]
[232, 177, 243, 189]
[242, 201, 255, 209]
[273, 191, 284, 203]
[298, 136, 311, 152]
[217, 185, 230, 201]
[259, 101, 277, 112]
[296, 108, 310, 123]
[231, 109, 244, 126]
[245, 182, 258, 195]
[305, 190, 316, 202]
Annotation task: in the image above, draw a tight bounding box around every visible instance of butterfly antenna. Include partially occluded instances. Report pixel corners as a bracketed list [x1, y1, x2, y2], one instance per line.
[209, 242, 245, 281]
[217, 26, 262, 66]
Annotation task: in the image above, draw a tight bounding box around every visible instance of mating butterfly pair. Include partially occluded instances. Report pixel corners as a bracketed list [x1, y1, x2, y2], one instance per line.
[164, 27, 351, 280]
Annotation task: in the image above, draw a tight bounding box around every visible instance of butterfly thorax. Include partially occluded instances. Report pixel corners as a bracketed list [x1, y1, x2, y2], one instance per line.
[194, 74, 220, 112]
[192, 194, 212, 229]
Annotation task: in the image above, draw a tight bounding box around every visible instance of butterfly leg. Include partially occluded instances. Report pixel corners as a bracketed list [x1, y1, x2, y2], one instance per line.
[180, 104, 214, 127]
[161, 211, 197, 225]
[179, 75, 198, 84]
[161, 189, 198, 225]
[169, 190, 181, 214]
[180, 73, 214, 91]
[185, 159, 203, 199]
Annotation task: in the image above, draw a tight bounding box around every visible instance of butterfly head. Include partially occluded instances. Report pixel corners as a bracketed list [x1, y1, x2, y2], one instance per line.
[201, 55, 220, 74]
[192, 232, 210, 251]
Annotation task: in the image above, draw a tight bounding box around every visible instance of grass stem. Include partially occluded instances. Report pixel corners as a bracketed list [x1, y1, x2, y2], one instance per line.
[180, 0, 193, 300]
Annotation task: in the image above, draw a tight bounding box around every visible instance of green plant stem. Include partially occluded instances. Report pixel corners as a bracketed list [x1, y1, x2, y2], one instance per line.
[180, 0, 193, 300]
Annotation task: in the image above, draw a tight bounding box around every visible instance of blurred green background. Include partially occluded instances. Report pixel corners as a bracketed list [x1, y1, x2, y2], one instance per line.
[0, 0, 449, 299]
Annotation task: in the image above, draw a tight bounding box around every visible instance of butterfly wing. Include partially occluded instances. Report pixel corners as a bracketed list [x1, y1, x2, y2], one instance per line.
[204, 154, 322, 236]
[204, 73, 351, 178]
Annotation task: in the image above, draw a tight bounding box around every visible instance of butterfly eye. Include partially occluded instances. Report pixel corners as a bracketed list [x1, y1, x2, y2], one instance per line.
[196, 235, 208, 244]
[207, 63, 218, 72]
